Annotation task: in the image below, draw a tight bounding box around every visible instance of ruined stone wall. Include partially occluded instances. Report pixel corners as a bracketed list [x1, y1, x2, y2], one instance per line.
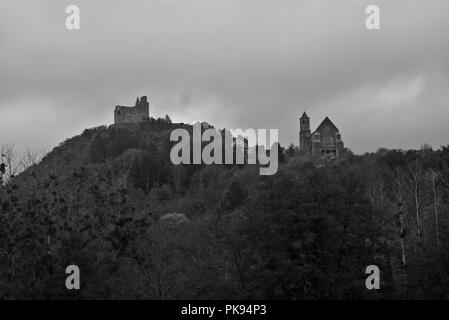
[114, 106, 147, 124]
[114, 96, 149, 124]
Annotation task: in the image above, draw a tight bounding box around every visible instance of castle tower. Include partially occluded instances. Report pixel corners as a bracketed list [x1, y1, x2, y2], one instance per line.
[299, 112, 311, 153]
[137, 96, 149, 107]
[135, 95, 149, 115]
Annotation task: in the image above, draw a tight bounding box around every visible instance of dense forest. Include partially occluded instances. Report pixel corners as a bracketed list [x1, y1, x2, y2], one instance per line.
[1, 117, 449, 299]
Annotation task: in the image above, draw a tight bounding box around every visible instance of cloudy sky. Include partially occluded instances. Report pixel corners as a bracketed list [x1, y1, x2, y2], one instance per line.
[1, 0, 448, 154]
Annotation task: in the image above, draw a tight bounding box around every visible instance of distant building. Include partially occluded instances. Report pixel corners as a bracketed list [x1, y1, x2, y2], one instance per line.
[114, 96, 149, 124]
[299, 112, 344, 157]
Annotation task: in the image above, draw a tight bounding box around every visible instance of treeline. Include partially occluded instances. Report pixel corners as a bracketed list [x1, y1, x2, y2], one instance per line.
[0, 120, 449, 299]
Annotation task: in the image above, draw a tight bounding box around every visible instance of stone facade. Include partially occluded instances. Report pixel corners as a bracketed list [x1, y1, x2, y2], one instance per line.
[114, 96, 149, 124]
[299, 112, 344, 157]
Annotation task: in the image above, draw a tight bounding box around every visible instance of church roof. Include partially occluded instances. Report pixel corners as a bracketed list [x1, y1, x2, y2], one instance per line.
[314, 116, 339, 132]
[300, 111, 309, 119]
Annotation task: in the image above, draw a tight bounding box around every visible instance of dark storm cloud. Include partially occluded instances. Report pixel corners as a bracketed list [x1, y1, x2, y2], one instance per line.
[0, 0, 448, 152]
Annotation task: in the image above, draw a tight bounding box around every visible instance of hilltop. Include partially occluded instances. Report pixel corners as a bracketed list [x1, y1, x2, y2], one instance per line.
[1, 117, 449, 299]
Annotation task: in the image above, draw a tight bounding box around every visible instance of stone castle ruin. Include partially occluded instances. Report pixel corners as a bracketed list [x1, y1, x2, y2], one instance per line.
[114, 96, 149, 124]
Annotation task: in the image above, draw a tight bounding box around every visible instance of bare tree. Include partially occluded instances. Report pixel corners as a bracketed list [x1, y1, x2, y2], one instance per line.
[407, 158, 425, 247]
[427, 170, 442, 246]
[1, 141, 18, 182]
[392, 167, 407, 205]
[1, 142, 48, 184]
[18, 147, 44, 172]
[388, 167, 409, 268]
[366, 173, 388, 211]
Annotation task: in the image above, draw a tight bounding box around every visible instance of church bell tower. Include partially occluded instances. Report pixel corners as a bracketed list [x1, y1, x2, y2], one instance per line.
[299, 112, 311, 153]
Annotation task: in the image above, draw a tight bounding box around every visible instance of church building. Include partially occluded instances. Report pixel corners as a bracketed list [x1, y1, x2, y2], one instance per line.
[299, 112, 344, 157]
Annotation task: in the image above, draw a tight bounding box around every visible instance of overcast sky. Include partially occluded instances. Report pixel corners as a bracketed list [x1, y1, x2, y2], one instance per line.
[1, 0, 448, 154]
